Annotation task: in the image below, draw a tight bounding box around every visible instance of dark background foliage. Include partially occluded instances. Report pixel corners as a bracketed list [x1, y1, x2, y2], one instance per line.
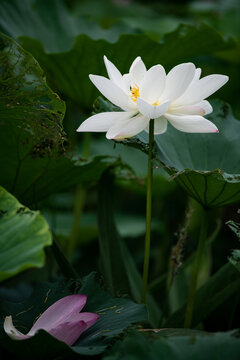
[0, 0, 240, 359]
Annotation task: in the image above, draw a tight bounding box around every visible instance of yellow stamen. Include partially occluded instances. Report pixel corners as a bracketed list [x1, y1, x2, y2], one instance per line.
[130, 85, 160, 106]
[130, 85, 140, 102]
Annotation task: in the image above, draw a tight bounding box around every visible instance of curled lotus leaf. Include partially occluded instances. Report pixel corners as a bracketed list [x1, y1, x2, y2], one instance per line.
[136, 100, 240, 208]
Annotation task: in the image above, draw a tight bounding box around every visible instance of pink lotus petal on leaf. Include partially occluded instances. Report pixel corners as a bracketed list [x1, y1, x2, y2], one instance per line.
[4, 295, 99, 346]
[29, 295, 87, 335]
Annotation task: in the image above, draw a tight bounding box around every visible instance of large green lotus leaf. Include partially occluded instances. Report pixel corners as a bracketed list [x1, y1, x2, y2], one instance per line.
[0, 273, 147, 358]
[103, 329, 240, 360]
[0, 32, 122, 205]
[0, 186, 51, 282]
[3, 151, 122, 206]
[0, 31, 64, 198]
[128, 100, 240, 208]
[0, 0, 234, 109]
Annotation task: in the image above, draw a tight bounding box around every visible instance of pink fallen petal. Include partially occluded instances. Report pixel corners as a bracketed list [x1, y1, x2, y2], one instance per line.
[29, 294, 87, 335]
[4, 295, 99, 346]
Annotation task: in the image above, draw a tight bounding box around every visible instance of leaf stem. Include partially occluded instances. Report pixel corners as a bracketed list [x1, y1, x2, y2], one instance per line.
[52, 236, 78, 279]
[141, 119, 154, 304]
[184, 207, 208, 328]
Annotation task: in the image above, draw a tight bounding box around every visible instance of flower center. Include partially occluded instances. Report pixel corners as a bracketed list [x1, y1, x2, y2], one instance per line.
[130, 85, 140, 103]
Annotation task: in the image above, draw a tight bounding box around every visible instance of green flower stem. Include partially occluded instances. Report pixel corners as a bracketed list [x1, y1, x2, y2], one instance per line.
[184, 207, 208, 328]
[67, 133, 91, 260]
[141, 119, 155, 304]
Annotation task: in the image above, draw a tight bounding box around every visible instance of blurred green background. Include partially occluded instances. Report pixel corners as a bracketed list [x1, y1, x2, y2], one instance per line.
[0, 0, 240, 333]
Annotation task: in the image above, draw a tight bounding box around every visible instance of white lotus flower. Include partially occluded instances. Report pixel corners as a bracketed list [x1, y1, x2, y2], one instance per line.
[77, 56, 229, 140]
